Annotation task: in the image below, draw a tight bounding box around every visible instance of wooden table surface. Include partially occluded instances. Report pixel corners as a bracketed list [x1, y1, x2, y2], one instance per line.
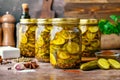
[0, 62, 120, 80]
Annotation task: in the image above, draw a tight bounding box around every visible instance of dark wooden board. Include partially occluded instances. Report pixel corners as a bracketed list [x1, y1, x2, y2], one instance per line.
[64, 3, 120, 19]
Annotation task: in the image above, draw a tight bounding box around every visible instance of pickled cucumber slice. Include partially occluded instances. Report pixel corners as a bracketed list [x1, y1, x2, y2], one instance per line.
[61, 30, 76, 39]
[38, 52, 45, 56]
[88, 26, 99, 33]
[35, 53, 41, 59]
[70, 55, 80, 60]
[21, 33, 27, 43]
[28, 43, 35, 48]
[29, 26, 36, 32]
[51, 45, 61, 50]
[62, 44, 67, 50]
[37, 36, 44, 46]
[82, 37, 90, 45]
[86, 32, 96, 40]
[52, 36, 65, 45]
[82, 45, 86, 52]
[44, 29, 50, 32]
[35, 48, 38, 54]
[66, 42, 80, 54]
[35, 53, 45, 60]
[108, 59, 120, 69]
[98, 58, 110, 70]
[86, 46, 93, 51]
[80, 60, 98, 71]
[38, 48, 47, 53]
[46, 26, 52, 31]
[58, 50, 70, 59]
[50, 53, 56, 65]
[79, 25, 87, 34]
[91, 39, 100, 48]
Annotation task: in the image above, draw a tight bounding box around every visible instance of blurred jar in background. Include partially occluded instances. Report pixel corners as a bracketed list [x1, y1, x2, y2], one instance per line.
[79, 19, 101, 57]
[18, 19, 37, 57]
[50, 18, 82, 69]
[35, 19, 52, 62]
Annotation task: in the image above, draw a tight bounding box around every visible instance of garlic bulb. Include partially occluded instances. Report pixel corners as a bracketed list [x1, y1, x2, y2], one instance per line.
[14, 63, 25, 70]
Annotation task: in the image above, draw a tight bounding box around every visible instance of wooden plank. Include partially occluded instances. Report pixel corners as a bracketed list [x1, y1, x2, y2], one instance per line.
[1, 62, 120, 80]
[64, 0, 120, 3]
[65, 3, 120, 11]
[64, 3, 120, 19]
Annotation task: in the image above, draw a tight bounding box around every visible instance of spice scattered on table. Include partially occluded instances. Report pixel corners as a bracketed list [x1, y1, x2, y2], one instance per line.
[63, 70, 80, 73]
[24, 61, 39, 69]
[0, 56, 3, 64]
[13, 57, 32, 62]
[8, 67, 12, 70]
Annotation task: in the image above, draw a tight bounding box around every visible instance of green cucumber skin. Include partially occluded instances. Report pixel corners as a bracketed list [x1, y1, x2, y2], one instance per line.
[80, 60, 99, 71]
[80, 58, 120, 71]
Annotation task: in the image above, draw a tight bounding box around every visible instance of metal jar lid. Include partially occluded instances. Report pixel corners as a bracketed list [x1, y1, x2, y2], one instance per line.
[37, 18, 52, 24]
[52, 18, 80, 24]
[79, 19, 98, 24]
[20, 19, 37, 24]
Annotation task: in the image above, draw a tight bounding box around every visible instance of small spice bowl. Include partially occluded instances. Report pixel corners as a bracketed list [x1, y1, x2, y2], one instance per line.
[95, 51, 120, 61]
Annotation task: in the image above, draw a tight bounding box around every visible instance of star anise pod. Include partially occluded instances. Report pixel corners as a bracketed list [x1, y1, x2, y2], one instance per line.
[24, 61, 39, 69]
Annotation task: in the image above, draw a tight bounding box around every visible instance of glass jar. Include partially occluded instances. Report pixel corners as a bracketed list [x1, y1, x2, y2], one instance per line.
[18, 19, 37, 57]
[50, 18, 82, 69]
[79, 19, 101, 57]
[35, 19, 52, 62]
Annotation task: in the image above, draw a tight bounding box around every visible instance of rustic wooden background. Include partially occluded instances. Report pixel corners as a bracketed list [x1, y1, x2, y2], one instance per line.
[64, 0, 120, 3]
[64, 0, 120, 19]
[0, 0, 64, 22]
[0, 0, 120, 22]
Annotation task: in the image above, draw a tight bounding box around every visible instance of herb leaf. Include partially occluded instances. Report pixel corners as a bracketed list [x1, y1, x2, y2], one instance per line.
[98, 15, 120, 35]
[110, 15, 118, 22]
